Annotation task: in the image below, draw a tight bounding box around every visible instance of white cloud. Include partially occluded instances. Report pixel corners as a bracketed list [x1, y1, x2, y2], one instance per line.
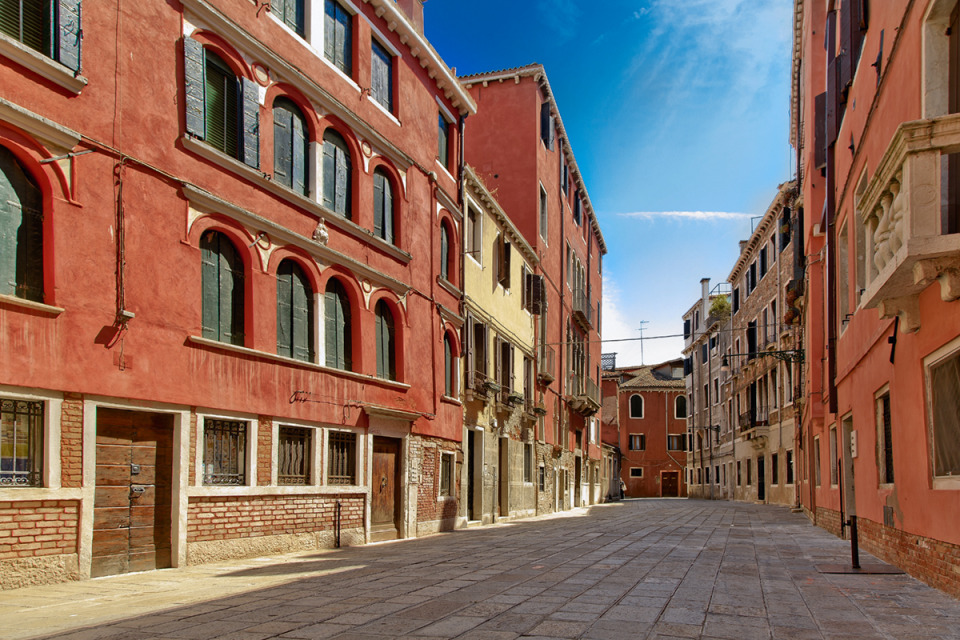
[617, 210, 753, 221]
[536, 0, 581, 42]
[600, 273, 684, 369]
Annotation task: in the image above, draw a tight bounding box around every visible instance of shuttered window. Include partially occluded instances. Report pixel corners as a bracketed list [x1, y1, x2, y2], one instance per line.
[327, 431, 356, 485]
[374, 300, 396, 380]
[272, 0, 305, 37]
[0, 398, 43, 487]
[0, 0, 81, 71]
[438, 113, 450, 167]
[440, 223, 450, 281]
[323, 0, 352, 76]
[371, 39, 393, 112]
[444, 334, 455, 397]
[322, 129, 351, 218]
[540, 102, 555, 150]
[204, 52, 239, 158]
[0, 145, 44, 302]
[273, 98, 308, 195]
[373, 169, 394, 244]
[324, 278, 352, 370]
[200, 231, 245, 346]
[539, 187, 547, 241]
[877, 393, 894, 484]
[276, 260, 314, 362]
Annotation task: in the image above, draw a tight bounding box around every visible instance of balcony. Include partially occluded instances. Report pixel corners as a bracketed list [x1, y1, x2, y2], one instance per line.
[537, 345, 556, 384]
[858, 115, 960, 332]
[567, 374, 600, 416]
[572, 289, 594, 331]
[738, 406, 770, 430]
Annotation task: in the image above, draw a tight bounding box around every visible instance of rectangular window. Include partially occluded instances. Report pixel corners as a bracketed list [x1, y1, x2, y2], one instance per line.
[437, 112, 450, 168]
[629, 467, 643, 478]
[538, 465, 545, 491]
[829, 426, 839, 485]
[524, 443, 533, 483]
[439, 451, 454, 497]
[203, 419, 247, 485]
[759, 246, 768, 277]
[877, 391, 894, 485]
[0, 0, 82, 72]
[573, 192, 582, 226]
[371, 39, 394, 112]
[746, 458, 752, 485]
[667, 434, 684, 451]
[328, 431, 357, 485]
[733, 287, 740, 313]
[466, 207, 481, 262]
[771, 452, 779, 485]
[0, 398, 43, 487]
[277, 426, 311, 485]
[539, 186, 548, 241]
[786, 449, 794, 484]
[629, 434, 646, 451]
[540, 101, 555, 150]
[324, 0, 352, 76]
[814, 436, 822, 487]
[928, 347, 960, 479]
[737, 460, 742, 485]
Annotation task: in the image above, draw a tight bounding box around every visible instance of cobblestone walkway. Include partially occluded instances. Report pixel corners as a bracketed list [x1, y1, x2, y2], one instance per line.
[2, 500, 958, 639]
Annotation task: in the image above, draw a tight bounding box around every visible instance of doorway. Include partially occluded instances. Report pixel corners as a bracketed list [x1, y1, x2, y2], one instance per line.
[371, 437, 401, 542]
[574, 457, 582, 507]
[466, 430, 477, 521]
[498, 437, 508, 517]
[661, 470, 680, 497]
[757, 455, 766, 501]
[92, 409, 173, 578]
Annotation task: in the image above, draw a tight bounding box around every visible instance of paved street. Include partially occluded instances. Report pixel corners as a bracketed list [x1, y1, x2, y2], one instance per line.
[2, 499, 958, 640]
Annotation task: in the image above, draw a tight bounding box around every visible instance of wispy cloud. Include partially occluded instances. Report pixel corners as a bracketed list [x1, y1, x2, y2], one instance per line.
[536, 0, 581, 42]
[618, 211, 753, 221]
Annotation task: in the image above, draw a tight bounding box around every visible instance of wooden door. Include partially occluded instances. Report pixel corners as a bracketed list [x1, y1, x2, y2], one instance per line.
[371, 437, 400, 541]
[93, 409, 173, 578]
[757, 457, 766, 501]
[498, 438, 508, 517]
[661, 471, 679, 497]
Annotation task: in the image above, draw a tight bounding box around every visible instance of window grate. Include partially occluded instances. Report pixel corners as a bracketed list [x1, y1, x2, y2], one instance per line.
[328, 431, 356, 485]
[203, 419, 246, 485]
[0, 398, 43, 487]
[278, 426, 311, 485]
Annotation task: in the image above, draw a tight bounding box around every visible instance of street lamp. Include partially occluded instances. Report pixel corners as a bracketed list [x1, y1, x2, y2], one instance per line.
[720, 349, 805, 374]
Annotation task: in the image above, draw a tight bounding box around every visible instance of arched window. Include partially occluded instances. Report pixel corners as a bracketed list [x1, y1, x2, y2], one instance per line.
[324, 278, 352, 370]
[373, 169, 394, 244]
[273, 98, 308, 195]
[444, 334, 457, 397]
[201, 231, 245, 345]
[675, 395, 687, 419]
[629, 394, 644, 419]
[272, 0, 305, 37]
[277, 260, 314, 362]
[322, 129, 351, 218]
[0, 146, 43, 302]
[375, 300, 396, 380]
[440, 222, 451, 281]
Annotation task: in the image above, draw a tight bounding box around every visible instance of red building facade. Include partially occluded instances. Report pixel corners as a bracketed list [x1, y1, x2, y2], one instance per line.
[793, 0, 960, 595]
[0, 0, 473, 587]
[462, 66, 607, 510]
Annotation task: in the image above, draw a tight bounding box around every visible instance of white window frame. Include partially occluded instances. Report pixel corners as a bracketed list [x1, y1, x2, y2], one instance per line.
[438, 450, 456, 499]
[924, 335, 960, 489]
[272, 419, 321, 488]
[325, 428, 364, 487]
[195, 411, 257, 491]
[629, 394, 644, 419]
[538, 183, 548, 243]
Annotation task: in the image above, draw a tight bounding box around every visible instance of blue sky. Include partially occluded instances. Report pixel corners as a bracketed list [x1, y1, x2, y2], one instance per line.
[425, 0, 794, 368]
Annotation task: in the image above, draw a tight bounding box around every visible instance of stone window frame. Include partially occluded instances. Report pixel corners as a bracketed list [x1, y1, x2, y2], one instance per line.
[924, 335, 960, 490]
[0, 386, 62, 498]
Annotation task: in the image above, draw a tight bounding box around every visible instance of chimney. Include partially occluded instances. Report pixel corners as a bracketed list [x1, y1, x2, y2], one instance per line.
[396, 0, 425, 33]
[739, 240, 748, 254]
[700, 278, 710, 318]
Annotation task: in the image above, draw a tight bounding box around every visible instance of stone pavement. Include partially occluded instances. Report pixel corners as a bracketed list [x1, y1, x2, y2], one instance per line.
[2, 499, 958, 640]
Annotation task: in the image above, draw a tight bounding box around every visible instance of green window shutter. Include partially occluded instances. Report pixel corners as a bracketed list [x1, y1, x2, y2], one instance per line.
[1, 1, 51, 55]
[438, 114, 448, 167]
[204, 52, 238, 158]
[337, 2, 351, 75]
[0, 147, 43, 301]
[273, 102, 292, 188]
[57, 0, 81, 72]
[334, 142, 349, 218]
[383, 175, 393, 245]
[375, 301, 394, 380]
[373, 171, 384, 239]
[183, 37, 206, 139]
[276, 262, 293, 357]
[241, 77, 260, 169]
[292, 109, 307, 195]
[372, 40, 392, 111]
[291, 265, 313, 362]
[322, 136, 335, 209]
[218, 237, 244, 345]
[444, 336, 452, 396]
[200, 232, 220, 339]
[440, 225, 449, 280]
[284, 0, 305, 37]
[325, 280, 351, 370]
[323, 0, 336, 65]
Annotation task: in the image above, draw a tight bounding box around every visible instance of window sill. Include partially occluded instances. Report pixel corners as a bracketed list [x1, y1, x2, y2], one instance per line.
[0, 35, 87, 95]
[188, 484, 369, 498]
[0, 98, 81, 151]
[435, 160, 456, 184]
[932, 476, 960, 491]
[437, 494, 455, 501]
[181, 135, 412, 264]
[367, 95, 401, 127]
[0, 487, 82, 501]
[440, 395, 462, 406]
[188, 336, 412, 390]
[0, 294, 64, 316]
[437, 276, 461, 297]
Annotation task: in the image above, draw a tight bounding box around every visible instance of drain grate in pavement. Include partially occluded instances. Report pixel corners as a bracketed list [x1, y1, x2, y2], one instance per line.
[816, 564, 905, 574]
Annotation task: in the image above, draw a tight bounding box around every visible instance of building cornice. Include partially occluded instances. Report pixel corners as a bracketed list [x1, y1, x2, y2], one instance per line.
[464, 165, 539, 266]
[728, 181, 796, 282]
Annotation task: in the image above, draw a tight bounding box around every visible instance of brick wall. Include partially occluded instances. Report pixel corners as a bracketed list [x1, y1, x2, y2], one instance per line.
[0, 501, 79, 560]
[188, 413, 197, 485]
[186, 494, 364, 543]
[416, 438, 457, 524]
[60, 394, 83, 488]
[257, 416, 272, 486]
[816, 506, 843, 537]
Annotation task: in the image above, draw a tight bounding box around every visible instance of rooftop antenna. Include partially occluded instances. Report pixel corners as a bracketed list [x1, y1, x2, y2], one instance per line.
[637, 320, 649, 365]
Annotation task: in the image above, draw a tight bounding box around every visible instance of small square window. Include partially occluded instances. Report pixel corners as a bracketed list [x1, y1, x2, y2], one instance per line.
[629, 434, 645, 451]
[203, 419, 247, 485]
[328, 431, 357, 485]
[278, 426, 311, 485]
[629, 467, 643, 478]
[0, 398, 43, 487]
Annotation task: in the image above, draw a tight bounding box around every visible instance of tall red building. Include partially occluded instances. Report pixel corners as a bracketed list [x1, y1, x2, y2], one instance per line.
[462, 65, 607, 511]
[0, 0, 473, 587]
[793, 0, 960, 595]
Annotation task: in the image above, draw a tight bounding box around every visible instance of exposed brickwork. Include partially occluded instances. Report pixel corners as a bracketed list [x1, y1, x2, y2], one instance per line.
[0, 501, 79, 560]
[815, 506, 843, 538]
[188, 413, 197, 485]
[59, 394, 83, 488]
[186, 494, 364, 543]
[257, 416, 272, 486]
[416, 436, 457, 525]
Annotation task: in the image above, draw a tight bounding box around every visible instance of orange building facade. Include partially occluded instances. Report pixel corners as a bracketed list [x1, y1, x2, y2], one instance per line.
[793, 0, 960, 595]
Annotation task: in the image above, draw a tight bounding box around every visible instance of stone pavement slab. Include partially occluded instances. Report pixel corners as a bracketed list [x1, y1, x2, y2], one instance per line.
[2, 500, 959, 639]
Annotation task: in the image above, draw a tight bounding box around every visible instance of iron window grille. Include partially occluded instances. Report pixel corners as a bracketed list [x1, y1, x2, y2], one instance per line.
[0, 398, 43, 487]
[327, 431, 356, 485]
[278, 426, 311, 485]
[203, 419, 246, 485]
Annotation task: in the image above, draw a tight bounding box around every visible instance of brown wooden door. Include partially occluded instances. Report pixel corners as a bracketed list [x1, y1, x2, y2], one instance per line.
[661, 471, 679, 497]
[370, 437, 400, 541]
[92, 409, 173, 578]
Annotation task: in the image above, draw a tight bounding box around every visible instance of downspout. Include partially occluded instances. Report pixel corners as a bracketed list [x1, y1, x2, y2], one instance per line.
[825, 10, 839, 416]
